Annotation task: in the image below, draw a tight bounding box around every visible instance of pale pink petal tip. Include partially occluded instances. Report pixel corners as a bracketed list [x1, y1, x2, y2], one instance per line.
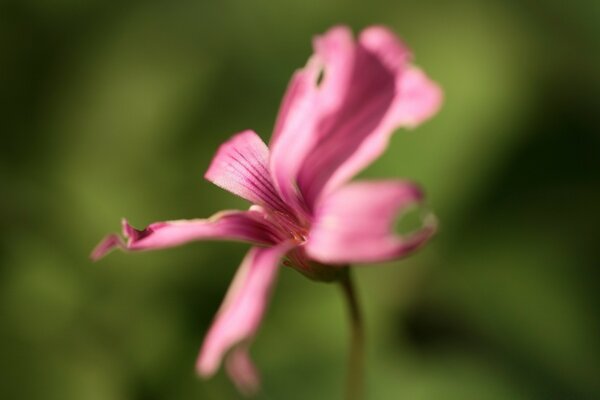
[396, 67, 443, 128]
[89, 219, 139, 261]
[196, 346, 261, 396]
[359, 25, 412, 70]
[90, 233, 123, 261]
[225, 347, 260, 396]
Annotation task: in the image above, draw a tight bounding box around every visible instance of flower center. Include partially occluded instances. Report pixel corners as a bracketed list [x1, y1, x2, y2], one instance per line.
[291, 227, 309, 243]
[270, 211, 310, 244]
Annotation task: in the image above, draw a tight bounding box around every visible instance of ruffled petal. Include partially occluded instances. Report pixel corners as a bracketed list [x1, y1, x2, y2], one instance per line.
[196, 242, 295, 381]
[318, 66, 442, 201]
[297, 27, 441, 208]
[305, 181, 436, 264]
[269, 25, 440, 213]
[205, 130, 290, 213]
[90, 210, 279, 260]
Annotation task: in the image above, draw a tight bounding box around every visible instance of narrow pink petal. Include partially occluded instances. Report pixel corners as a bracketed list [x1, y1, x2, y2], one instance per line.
[290, 25, 400, 209]
[269, 26, 354, 210]
[205, 130, 290, 213]
[305, 181, 436, 264]
[268, 65, 321, 210]
[90, 210, 280, 260]
[225, 346, 260, 396]
[90, 234, 123, 261]
[270, 65, 319, 148]
[295, 36, 397, 207]
[196, 241, 294, 380]
[312, 26, 358, 112]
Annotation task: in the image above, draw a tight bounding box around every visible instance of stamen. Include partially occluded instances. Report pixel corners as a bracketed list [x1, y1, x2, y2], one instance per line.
[268, 210, 309, 244]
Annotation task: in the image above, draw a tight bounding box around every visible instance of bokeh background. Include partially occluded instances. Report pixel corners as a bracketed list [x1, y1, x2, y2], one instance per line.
[1, 0, 599, 399]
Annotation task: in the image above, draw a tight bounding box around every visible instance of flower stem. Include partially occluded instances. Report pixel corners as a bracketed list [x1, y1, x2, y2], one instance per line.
[339, 268, 365, 400]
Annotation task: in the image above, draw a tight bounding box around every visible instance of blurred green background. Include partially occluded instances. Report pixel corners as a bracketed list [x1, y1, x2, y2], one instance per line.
[1, 0, 599, 399]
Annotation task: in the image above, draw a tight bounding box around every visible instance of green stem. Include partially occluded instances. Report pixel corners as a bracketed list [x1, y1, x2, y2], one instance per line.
[339, 269, 365, 400]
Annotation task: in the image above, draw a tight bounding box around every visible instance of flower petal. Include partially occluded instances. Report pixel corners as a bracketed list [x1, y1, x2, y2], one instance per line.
[358, 25, 412, 71]
[225, 346, 260, 396]
[90, 210, 279, 260]
[305, 181, 436, 264]
[269, 26, 440, 213]
[318, 66, 442, 202]
[390, 66, 443, 128]
[196, 242, 294, 381]
[353, 26, 442, 130]
[268, 63, 322, 210]
[297, 27, 441, 208]
[205, 130, 290, 213]
[269, 26, 355, 210]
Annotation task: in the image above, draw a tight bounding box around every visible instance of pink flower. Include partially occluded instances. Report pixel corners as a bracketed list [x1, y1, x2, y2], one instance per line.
[92, 25, 441, 395]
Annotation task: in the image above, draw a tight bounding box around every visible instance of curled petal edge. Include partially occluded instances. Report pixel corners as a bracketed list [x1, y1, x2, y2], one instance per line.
[305, 180, 437, 264]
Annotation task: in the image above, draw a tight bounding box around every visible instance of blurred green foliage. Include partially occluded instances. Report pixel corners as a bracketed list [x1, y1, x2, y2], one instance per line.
[1, 0, 599, 399]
